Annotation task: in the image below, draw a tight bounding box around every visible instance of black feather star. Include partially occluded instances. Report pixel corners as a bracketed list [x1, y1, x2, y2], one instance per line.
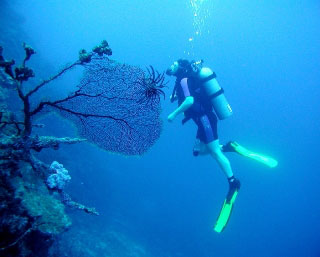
[135, 66, 168, 107]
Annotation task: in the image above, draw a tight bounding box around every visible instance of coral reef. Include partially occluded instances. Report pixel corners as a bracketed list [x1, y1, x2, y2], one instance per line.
[46, 161, 71, 190]
[0, 39, 164, 256]
[0, 158, 71, 256]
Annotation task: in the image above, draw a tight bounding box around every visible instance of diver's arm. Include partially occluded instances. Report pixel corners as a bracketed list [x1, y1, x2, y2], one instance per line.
[168, 96, 194, 121]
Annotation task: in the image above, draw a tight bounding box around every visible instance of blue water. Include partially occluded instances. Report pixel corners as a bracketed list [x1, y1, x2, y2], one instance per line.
[3, 0, 320, 256]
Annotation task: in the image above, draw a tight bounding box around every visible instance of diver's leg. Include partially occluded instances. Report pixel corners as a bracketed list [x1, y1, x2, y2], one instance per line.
[206, 139, 233, 178]
[207, 139, 240, 203]
[193, 117, 211, 156]
[199, 141, 210, 155]
[193, 138, 210, 156]
[198, 113, 240, 205]
[197, 113, 233, 177]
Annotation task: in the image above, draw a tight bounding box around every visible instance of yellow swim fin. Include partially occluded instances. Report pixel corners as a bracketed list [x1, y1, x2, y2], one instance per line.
[222, 141, 278, 168]
[214, 189, 238, 233]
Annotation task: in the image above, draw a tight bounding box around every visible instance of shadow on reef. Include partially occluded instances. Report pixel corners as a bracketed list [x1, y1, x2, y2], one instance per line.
[0, 40, 165, 256]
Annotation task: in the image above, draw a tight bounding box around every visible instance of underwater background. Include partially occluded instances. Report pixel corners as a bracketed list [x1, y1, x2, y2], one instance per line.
[1, 0, 320, 256]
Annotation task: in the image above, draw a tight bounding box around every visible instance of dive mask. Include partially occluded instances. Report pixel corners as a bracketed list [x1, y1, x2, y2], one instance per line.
[166, 61, 179, 76]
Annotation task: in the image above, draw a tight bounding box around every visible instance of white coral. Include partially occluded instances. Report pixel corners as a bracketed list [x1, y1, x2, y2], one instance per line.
[46, 161, 71, 190]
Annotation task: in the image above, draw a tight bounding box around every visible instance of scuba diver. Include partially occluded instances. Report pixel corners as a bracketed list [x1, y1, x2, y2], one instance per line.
[166, 59, 239, 232]
[166, 59, 278, 232]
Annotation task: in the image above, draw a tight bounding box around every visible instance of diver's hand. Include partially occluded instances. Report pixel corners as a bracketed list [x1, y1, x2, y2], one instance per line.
[167, 112, 176, 122]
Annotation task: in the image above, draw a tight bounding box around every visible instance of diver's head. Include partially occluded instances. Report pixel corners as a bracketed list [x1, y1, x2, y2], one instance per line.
[166, 59, 192, 77]
[166, 59, 203, 78]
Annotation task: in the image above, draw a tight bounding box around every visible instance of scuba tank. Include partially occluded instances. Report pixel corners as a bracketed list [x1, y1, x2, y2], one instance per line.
[197, 66, 233, 120]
